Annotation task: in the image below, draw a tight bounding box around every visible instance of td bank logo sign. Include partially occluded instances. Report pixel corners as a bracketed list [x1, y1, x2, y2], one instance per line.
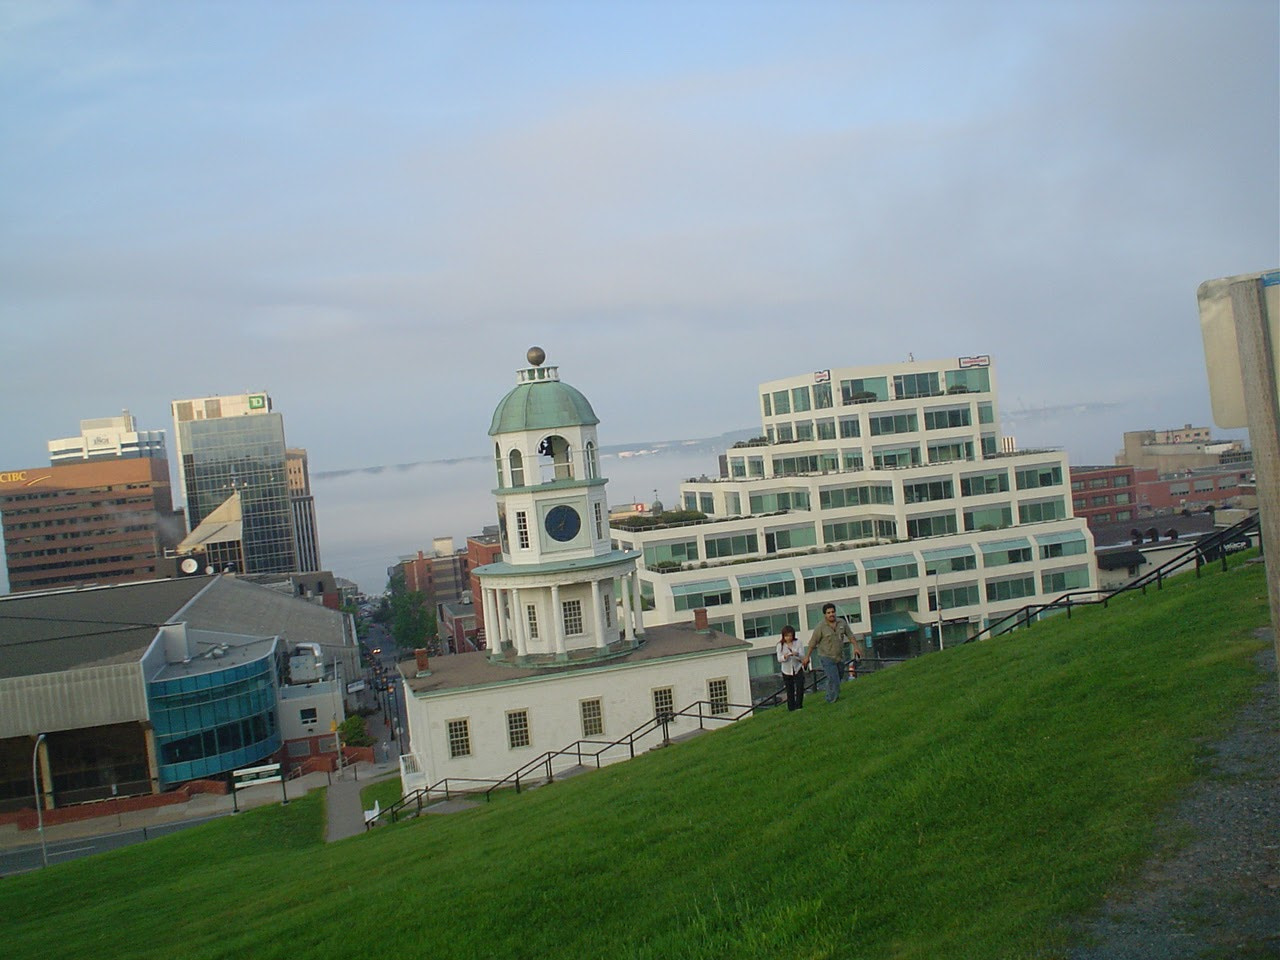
[0, 472, 52, 487]
[249, 395, 266, 410]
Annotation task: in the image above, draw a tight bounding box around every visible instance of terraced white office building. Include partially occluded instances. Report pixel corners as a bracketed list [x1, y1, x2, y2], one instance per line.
[610, 355, 1096, 682]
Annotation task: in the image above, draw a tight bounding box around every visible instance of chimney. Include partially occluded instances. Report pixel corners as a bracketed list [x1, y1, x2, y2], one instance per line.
[693, 608, 709, 632]
[415, 648, 431, 676]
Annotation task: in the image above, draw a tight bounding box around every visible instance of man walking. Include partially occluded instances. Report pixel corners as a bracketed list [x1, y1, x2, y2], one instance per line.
[803, 603, 863, 703]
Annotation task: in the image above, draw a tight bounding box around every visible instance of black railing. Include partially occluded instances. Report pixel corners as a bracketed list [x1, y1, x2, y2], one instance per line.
[370, 699, 757, 828]
[372, 514, 1260, 829]
[963, 512, 1260, 643]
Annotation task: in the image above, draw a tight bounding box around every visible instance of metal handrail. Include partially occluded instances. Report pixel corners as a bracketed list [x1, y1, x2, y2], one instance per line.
[963, 512, 1260, 644]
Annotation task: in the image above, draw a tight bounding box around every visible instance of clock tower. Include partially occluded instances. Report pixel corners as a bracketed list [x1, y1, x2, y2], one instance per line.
[476, 348, 645, 664]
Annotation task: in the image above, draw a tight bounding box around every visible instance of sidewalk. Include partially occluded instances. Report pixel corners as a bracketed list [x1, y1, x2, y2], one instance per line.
[0, 759, 400, 854]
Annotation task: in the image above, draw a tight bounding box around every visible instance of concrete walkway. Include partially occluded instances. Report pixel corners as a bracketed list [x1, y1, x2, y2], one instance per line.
[324, 762, 399, 842]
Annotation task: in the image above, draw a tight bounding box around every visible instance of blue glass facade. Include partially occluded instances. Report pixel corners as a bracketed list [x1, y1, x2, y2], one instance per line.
[148, 657, 281, 786]
[179, 413, 298, 573]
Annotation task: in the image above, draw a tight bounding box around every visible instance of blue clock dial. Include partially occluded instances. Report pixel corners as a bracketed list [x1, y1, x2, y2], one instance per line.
[544, 504, 581, 542]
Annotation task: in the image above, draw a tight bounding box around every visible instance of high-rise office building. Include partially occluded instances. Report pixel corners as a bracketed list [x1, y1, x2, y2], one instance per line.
[1, 457, 182, 593]
[286, 448, 321, 573]
[170, 392, 299, 574]
[48, 410, 167, 463]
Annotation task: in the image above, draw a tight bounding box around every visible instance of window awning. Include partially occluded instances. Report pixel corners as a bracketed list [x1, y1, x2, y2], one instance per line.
[800, 561, 860, 578]
[735, 570, 796, 588]
[1033, 531, 1087, 546]
[861, 553, 917, 570]
[671, 579, 731, 597]
[1096, 549, 1147, 571]
[921, 545, 975, 562]
[979, 537, 1032, 554]
[870, 611, 920, 637]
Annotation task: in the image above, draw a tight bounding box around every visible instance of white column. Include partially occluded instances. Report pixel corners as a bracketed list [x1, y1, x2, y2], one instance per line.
[622, 573, 636, 646]
[630, 570, 645, 637]
[550, 584, 566, 655]
[482, 588, 500, 655]
[590, 579, 606, 649]
[511, 587, 527, 657]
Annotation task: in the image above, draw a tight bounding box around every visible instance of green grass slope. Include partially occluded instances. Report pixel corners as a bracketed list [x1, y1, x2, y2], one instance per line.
[2, 557, 1270, 960]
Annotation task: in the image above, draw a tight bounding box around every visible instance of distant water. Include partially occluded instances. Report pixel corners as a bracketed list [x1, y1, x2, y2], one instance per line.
[312, 442, 731, 595]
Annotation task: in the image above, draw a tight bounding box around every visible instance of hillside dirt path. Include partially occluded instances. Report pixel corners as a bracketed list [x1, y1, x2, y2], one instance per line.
[1067, 632, 1279, 959]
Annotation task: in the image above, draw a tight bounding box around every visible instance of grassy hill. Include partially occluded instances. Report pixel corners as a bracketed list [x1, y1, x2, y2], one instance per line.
[2, 556, 1271, 959]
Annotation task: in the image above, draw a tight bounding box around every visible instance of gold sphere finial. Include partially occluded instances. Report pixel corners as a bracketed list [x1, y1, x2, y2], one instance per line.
[527, 346, 546, 366]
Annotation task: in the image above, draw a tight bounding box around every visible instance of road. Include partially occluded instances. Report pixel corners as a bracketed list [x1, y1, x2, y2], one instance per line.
[0, 815, 221, 877]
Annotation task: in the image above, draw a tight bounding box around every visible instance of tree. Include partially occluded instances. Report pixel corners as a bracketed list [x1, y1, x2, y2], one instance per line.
[385, 570, 437, 652]
[338, 715, 375, 747]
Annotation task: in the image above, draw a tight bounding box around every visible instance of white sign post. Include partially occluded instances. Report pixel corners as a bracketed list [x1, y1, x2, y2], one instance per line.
[1198, 270, 1280, 687]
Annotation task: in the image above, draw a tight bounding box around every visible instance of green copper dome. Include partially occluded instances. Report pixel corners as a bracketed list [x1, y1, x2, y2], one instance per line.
[488, 359, 600, 436]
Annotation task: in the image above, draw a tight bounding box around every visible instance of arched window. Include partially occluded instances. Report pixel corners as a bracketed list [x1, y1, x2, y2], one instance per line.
[509, 449, 525, 487]
[537, 435, 573, 482]
[585, 441, 599, 480]
[494, 443, 504, 488]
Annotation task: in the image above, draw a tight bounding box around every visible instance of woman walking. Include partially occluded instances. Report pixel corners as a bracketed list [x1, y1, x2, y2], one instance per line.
[776, 624, 806, 711]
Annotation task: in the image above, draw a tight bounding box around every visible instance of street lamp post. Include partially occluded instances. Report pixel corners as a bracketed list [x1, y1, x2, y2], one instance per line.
[934, 569, 945, 652]
[31, 733, 48, 868]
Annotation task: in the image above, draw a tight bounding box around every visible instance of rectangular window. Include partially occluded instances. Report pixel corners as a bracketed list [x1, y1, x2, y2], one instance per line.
[726, 492, 741, 515]
[838, 416, 861, 438]
[813, 382, 833, 409]
[580, 698, 604, 737]
[1018, 498, 1067, 523]
[795, 421, 814, 441]
[708, 678, 729, 716]
[902, 479, 953, 503]
[748, 457, 765, 477]
[526, 604, 539, 639]
[906, 512, 958, 538]
[299, 707, 317, 724]
[927, 440, 973, 463]
[447, 718, 471, 758]
[742, 611, 794, 639]
[1041, 567, 1091, 593]
[772, 390, 791, 415]
[704, 533, 758, 559]
[869, 412, 919, 436]
[653, 687, 675, 721]
[516, 511, 530, 549]
[594, 502, 604, 538]
[840, 377, 888, 404]
[985, 576, 1036, 603]
[923, 407, 972, 430]
[893, 371, 941, 398]
[1015, 465, 1063, 490]
[562, 599, 584, 635]
[945, 368, 991, 394]
[699, 492, 715, 514]
[816, 418, 836, 441]
[964, 505, 1013, 531]
[506, 710, 531, 749]
[872, 446, 922, 469]
[978, 402, 994, 424]
[776, 423, 794, 442]
[730, 457, 746, 478]
[791, 386, 811, 412]
[930, 584, 981, 611]
[643, 540, 698, 567]
[762, 393, 772, 417]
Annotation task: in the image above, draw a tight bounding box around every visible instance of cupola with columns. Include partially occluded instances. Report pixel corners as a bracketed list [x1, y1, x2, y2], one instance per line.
[476, 348, 645, 665]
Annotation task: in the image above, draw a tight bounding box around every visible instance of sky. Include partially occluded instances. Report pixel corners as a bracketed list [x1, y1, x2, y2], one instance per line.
[0, 0, 1276, 588]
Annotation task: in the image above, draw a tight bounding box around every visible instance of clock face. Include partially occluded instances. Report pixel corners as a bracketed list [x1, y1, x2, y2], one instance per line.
[544, 504, 582, 542]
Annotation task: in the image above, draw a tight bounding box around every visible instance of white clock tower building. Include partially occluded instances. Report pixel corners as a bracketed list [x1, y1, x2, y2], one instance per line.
[477, 347, 645, 661]
[395, 347, 750, 796]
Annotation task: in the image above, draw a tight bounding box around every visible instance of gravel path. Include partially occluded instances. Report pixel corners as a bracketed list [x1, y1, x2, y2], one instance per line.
[1068, 632, 1279, 959]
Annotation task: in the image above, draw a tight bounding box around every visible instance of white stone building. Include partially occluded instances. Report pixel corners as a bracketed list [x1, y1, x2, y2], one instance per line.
[398, 349, 751, 792]
[610, 355, 1097, 683]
